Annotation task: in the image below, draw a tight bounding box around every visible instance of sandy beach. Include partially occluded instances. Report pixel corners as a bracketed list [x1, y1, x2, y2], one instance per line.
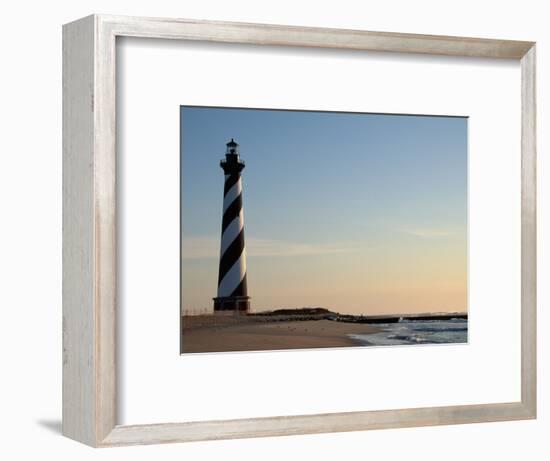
[181, 314, 381, 353]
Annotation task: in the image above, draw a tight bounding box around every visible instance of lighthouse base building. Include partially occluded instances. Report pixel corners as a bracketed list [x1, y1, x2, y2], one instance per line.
[213, 139, 251, 313]
[213, 295, 250, 312]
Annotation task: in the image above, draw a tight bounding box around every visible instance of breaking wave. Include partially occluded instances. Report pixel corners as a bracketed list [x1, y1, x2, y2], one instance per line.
[349, 319, 468, 347]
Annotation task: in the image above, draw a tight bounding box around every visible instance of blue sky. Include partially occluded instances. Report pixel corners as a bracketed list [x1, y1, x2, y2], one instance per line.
[180, 106, 467, 315]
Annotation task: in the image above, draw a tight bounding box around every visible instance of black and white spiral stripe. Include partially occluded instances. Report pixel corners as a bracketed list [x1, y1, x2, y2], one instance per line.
[217, 173, 247, 297]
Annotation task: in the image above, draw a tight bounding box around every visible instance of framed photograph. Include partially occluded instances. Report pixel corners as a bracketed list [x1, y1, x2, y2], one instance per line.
[63, 15, 536, 447]
[179, 107, 469, 353]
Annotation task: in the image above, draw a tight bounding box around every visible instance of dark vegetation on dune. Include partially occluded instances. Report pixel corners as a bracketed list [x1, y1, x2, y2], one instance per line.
[248, 308, 467, 324]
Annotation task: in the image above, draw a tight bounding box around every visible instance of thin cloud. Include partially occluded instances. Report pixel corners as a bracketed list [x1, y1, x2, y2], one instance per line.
[181, 236, 219, 259]
[181, 236, 357, 259]
[398, 228, 453, 238]
[248, 239, 356, 257]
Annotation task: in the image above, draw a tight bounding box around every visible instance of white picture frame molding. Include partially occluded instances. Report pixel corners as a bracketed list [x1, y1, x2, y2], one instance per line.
[62, 14, 537, 447]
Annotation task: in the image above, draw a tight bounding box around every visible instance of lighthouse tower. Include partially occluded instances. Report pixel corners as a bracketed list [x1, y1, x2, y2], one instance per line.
[213, 139, 251, 312]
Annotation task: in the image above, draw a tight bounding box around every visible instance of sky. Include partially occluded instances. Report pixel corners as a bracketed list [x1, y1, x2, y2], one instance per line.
[180, 106, 467, 315]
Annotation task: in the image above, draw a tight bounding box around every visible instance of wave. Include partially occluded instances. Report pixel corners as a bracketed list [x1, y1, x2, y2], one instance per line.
[349, 319, 468, 347]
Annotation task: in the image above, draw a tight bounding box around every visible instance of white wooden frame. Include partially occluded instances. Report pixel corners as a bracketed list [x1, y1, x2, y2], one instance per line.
[62, 14, 537, 447]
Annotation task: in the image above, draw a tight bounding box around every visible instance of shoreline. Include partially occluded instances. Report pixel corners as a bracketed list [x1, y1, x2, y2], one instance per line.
[180, 308, 468, 353]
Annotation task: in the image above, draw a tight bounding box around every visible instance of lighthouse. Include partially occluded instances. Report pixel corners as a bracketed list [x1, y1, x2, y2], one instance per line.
[213, 139, 251, 312]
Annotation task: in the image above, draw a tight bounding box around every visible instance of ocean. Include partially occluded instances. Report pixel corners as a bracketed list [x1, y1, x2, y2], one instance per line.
[349, 318, 468, 347]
